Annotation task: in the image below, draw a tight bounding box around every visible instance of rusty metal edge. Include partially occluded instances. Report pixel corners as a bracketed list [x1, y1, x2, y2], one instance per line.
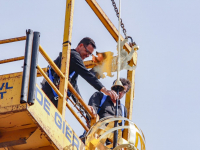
[0, 104, 27, 114]
[0, 139, 26, 148]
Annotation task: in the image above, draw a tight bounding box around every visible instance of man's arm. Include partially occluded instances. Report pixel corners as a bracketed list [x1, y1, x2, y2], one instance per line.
[70, 52, 118, 100]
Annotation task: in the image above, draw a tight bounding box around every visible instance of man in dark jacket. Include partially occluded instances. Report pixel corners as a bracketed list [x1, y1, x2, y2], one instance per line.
[80, 78, 131, 143]
[88, 78, 131, 120]
[41, 37, 118, 107]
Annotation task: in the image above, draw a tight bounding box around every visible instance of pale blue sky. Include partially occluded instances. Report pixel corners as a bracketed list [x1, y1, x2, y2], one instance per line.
[1, 1, 200, 149]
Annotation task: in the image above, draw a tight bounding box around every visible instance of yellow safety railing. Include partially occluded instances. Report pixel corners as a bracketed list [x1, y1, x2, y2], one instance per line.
[0, 36, 26, 64]
[38, 45, 95, 132]
[0, 56, 24, 64]
[0, 35, 95, 132]
[0, 36, 26, 44]
[39, 45, 65, 79]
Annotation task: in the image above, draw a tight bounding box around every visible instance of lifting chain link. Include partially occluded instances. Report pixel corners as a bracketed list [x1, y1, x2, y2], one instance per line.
[111, 0, 127, 37]
[111, 0, 136, 47]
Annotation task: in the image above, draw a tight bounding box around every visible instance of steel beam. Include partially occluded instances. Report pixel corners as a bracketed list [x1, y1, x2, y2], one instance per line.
[57, 0, 75, 116]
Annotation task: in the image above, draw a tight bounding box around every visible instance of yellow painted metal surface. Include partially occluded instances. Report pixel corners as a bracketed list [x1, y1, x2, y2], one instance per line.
[39, 45, 65, 79]
[0, 111, 36, 132]
[68, 82, 95, 119]
[0, 36, 26, 45]
[0, 72, 23, 109]
[37, 65, 63, 98]
[0, 0, 142, 149]
[0, 109, 55, 149]
[58, 0, 75, 116]
[0, 56, 24, 64]
[0, 72, 84, 149]
[83, 60, 97, 68]
[85, 0, 137, 66]
[37, 67, 48, 77]
[28, 84, 84, 150]
[85, 117, 145, 150]
[123, 66, 137, 141]
[84, 1, 138, 141]
[85, 0, 138, 141]
[12, 128, 55, 150]
[0, 127, 37, 147]
[66, 100, 89, 132]
[125, 70, 136, 121]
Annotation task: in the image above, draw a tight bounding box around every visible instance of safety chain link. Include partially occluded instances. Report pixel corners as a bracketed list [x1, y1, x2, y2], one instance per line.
[111, 0, 136, 47]
[111, 0, 127, 38]
[72, 95, 91, 128]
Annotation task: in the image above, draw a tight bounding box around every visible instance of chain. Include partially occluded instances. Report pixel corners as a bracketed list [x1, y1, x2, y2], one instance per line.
[111, 0, 127, 38]
[111, 0, 137, 47]
[69, 95, 91, 128]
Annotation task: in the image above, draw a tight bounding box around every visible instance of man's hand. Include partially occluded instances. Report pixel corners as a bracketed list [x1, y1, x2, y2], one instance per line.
[100, 87, 119, 101]
[88, 105, 96, 115]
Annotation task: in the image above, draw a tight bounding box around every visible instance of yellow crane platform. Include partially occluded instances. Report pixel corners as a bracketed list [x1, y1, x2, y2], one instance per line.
[0, 72, 84, 149]
[0, 0, 145, 149]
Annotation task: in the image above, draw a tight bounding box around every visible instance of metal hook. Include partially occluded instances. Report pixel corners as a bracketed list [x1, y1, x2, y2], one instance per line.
[125, 36, 137, 48]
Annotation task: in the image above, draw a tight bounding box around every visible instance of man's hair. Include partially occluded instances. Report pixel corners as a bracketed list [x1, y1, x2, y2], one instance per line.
[113, 78, 131, 92]
[78, 37, 96, 49]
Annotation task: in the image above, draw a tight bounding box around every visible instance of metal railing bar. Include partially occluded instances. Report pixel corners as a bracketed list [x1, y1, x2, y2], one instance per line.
[0, 56, 24, 64]
[68, 82, 96, 118]
[37, 67, 47, 77]
[0, 36, 26, 44]
[66, 99, 89, 132]
[37, 65, 63, 98]
[39, 45, 65, 79]
[67, 96, 88, 121]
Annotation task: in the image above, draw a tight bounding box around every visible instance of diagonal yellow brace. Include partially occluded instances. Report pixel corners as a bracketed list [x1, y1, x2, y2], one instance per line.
[85, 0, 137, 66]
